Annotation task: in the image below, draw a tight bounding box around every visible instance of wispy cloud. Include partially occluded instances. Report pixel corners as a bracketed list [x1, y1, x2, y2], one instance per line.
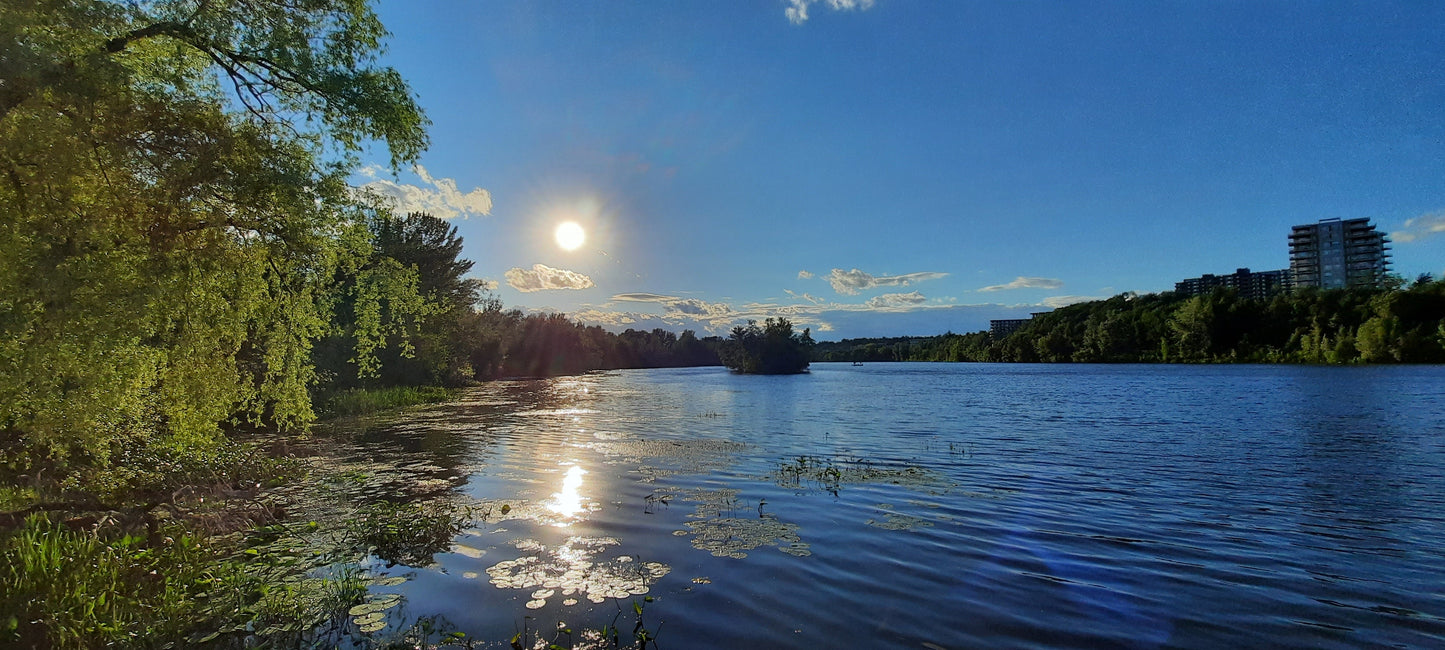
[612, 293, 733, 319]
[1391, 209, 1445, 243]
[978, 276, 1065, 292]
[825, 268, 948, 295]
[864, 291, 927, 309]
[1042, 295, 1104, 308]
[505, 264, 595, 292]
[797, 270, 815, 279]
[569, 308, 641, 328]
[784, 289, 827, 305]
[357, 165, 492, 219]
[784, 0, 876, 25]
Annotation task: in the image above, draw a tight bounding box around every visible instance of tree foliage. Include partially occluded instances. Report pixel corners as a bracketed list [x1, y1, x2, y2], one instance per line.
[458, 311, 723, 380]
[313, 212, 483, 390]
[0, 0, 428, 462]
[720, 318, 814, 374]
[816, 279, 1445, 365]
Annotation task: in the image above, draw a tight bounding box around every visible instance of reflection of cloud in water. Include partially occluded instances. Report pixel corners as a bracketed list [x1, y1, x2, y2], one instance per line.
[486, 537, 670, 606]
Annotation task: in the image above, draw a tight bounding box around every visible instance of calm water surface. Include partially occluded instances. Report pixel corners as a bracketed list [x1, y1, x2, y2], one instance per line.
[317, 363, 1445, 648]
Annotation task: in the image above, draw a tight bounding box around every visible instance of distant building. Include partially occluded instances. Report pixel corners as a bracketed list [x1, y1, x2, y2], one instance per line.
[989, 319, 1029, 338]
[1289, 218, 1391, 289]
[989, 312, 1049, 338]
[1174, 268, 1293, 301]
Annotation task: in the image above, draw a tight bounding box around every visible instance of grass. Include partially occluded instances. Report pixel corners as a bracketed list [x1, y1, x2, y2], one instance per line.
[2, 514, 222, 648]
[0, 511, 377, 649]
[317, 385, 457, 418]
[0, 432, 370, 649]
[349, 499, 475, 567]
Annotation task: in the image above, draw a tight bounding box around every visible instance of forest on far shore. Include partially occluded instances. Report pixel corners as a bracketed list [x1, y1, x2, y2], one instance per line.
[813, 276, 1445, 365]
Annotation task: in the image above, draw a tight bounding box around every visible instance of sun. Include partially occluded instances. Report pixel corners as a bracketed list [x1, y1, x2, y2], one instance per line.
[555, 221, 586, 251]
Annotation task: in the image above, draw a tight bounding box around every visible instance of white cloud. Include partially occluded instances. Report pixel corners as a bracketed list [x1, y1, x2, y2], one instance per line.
[505, 264, 595, 292]
[978, 276, 1065, 292]
[357, 165, 492, 219]
[797, 270, 815, 279]
[1042, 295, 1105, 308]
[671, 298, 733, 318]
[569, 308, 641, 328]
[477, 279, 499, 291]
[825, 268, 948, 295]
[864, 291, 927, 310]
[612, 293, 732, 319]
[611, 292, 679, 303]
[1391, 209, 1445, 243]
[785, 0, 876, 25]
[784, 289, 827, 305]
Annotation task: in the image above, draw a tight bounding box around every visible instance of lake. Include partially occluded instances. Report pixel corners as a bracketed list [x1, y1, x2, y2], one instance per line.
[310, 363, 1445, 648]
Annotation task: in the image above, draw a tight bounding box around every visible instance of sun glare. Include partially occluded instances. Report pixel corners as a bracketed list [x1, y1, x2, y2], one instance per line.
[548, 464, 587, 520]
[555, 221, 586, 251]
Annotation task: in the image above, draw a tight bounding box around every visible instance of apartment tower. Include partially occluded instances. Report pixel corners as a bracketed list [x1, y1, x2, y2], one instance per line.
[1288, 218, 1391, 289]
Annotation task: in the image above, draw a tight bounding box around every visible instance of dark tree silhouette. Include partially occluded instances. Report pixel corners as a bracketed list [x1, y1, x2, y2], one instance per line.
[720, 318, 814, 374]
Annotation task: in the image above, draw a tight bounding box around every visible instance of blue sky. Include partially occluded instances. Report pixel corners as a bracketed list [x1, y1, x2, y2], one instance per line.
[357, 0, 1445, 340]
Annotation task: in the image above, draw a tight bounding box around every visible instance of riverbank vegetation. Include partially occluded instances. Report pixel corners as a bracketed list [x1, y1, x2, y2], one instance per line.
[0, 1, 713, 646]
[814, 277, 1445, 364]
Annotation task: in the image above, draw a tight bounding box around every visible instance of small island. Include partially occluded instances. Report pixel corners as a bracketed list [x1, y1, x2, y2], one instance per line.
[720, 318, 815, 374]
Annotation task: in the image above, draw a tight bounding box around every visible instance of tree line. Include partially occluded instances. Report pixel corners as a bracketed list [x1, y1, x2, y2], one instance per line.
[815, 277, 1445, 364]
[309, 211, 723, 392]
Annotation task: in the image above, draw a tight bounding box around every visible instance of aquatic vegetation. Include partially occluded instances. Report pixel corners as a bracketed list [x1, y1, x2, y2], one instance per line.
[485, 537, 671, 605]
[348, 592, 404, 633]
[866, 511, 935, 531]
[0, 512, 374, 649]
[771, 454, 950, 494]
[506, 598, 662, 650]
[591, 437, 747, 484]
[318, 386, 458, 418]
[349, 500, 475, 567]
[44, 437, 307, 512]
[678, 488, 809, 558]
[590, 438, 747, 463]
[466, 497, 599, 526]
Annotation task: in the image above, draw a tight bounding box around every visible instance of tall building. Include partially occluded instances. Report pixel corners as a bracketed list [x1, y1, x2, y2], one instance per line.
[989, 318, 1030, 338]
[1288, 218, 1391, 289]
[989, 312, 1050, 338]
[1175, 268, 1292, 300]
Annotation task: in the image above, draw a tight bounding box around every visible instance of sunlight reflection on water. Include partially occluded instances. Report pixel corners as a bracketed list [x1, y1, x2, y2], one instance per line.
[547, 464, 587, 521]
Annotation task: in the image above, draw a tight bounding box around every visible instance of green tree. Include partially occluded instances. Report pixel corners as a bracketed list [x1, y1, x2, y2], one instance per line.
[0, 0, 428, 461]
[1168, 296, 1215, 361]
[721, 318, 813, 374]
